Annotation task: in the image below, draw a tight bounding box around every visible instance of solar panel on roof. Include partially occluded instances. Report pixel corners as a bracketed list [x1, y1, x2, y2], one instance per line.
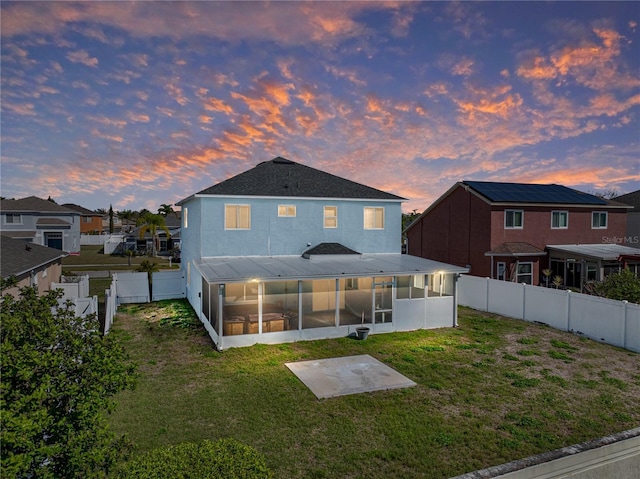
[463, 181, 606, 205]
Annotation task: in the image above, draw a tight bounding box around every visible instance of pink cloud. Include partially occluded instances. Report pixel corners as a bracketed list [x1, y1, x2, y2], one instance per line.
[66, 49, 98, 67]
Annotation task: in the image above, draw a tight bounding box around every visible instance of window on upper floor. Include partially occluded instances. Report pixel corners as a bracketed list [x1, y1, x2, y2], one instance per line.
[5, 214, 22, 224]
[324, 206, 337, 228]
[364, 207, 384, 229]
[504, 210, 523, 229]
[82, 216, 92, 223]
[592, 211, 607, 229]
[183, 207, 188, 228]
[551, 211, 568, 229]
[225, 204, 251, 230]
[278, 205, 296, 217]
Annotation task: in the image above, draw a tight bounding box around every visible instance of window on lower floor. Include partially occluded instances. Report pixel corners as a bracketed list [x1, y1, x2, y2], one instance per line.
[516, 262, 533, 284]
[225, 204, 251, 229]
[364, 207, 384, 229]
[427, 273, 453, 297]
[551, 211, 568, 229]
[592, 211, 607, 229]
[396, 275, 426, 299]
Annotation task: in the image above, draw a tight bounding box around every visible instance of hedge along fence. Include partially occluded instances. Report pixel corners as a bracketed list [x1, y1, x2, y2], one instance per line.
[458, 275, 640, 353]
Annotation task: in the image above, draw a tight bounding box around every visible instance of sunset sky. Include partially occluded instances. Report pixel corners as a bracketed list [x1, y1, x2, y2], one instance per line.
[1, 1, 638, 214]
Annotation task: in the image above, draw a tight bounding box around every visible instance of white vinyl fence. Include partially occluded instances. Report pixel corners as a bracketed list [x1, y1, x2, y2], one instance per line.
[459, 275, 640, 353]
[52, 275, 90, 300]
[104, 270, 185, 334]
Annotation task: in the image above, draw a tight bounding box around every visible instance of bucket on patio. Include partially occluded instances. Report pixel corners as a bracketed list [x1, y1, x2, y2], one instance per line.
[356, 327, 370, 340]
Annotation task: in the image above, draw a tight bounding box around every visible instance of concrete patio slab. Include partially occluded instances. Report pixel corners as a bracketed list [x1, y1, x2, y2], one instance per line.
[285, 354, 417, 399]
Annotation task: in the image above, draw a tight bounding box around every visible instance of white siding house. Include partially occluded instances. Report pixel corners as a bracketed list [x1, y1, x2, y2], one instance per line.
[177, 157, 467, 349]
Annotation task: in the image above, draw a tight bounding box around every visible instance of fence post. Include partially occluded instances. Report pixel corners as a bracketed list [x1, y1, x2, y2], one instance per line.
[522, 283, 526, 321]
[485, 277, 490, 312]
[566, 290, 571, 333]
[622, 300, 628, 350]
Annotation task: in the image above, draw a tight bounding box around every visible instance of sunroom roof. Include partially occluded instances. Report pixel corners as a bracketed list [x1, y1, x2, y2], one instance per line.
[196, 254, 468, 283]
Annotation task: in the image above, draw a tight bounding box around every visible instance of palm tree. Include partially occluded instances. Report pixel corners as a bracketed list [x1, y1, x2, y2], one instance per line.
[158, 203, 176, 217]
[138, 212, 171, 257]
[137, 259, 160, 298]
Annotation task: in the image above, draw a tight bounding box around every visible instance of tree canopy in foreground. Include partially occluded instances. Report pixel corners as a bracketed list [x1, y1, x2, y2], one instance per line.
[1, 283, 136, 478]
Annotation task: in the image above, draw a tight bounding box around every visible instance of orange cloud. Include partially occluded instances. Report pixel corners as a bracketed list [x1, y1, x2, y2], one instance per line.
[66, 50, 98, 67]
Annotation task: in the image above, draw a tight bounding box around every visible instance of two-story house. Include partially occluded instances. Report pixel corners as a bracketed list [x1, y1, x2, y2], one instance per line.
[62, 203, 103, 234]
[405, 181, 636, 289]
[1, 235, 68, 297]
[0, 196, 81, 254]
[177, 157, 467, 349]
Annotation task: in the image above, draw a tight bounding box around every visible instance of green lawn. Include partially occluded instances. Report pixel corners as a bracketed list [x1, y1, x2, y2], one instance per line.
[108, 302, 640, 479]
[62, 245, 177, 270]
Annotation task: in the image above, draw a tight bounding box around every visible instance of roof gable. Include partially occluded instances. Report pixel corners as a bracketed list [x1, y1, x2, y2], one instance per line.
[187, 157, 405, 201]
[463, 181, 607, 205]
[62, 203, 99, 215]
[615, 190, 640, 210]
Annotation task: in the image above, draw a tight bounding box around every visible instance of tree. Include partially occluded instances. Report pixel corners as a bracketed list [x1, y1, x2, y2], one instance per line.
[593, 267, 640, 304]
[401, 209, 421, 232]
[108, 204, 114, 234]
[1, 284, 136, 478]
[138, 212, 171, 257]
[157, 203, 176, 217]
[137, 259, 160, 297]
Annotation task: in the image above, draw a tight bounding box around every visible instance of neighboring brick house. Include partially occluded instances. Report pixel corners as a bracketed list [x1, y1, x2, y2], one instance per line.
[0, 196, 81, 254]
[177, 157, 467, 349]
[62, 203, 103, 234]
[1, 235, 67, 297]
[405, 181, 633, 288]
[615, 190, 640, 249]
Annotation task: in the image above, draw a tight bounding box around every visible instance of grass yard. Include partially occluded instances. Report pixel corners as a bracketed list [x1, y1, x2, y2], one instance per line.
[108, 302, 640, 479]
[62, 245, 177, 271]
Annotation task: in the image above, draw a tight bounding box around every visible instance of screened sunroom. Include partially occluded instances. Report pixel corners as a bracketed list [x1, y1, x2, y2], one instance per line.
[193, 252, 468, 350]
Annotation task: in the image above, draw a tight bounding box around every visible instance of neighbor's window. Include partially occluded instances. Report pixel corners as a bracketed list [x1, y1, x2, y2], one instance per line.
[225, 204, 251, 229]
[324, 206, 337, 228]
[278, 205, 296, 217]
[516, 262, 533, 284]
[505, 210, 523, 229]
[592, 211, 607, 229]
[5, 214, 21, 224]
[183, 207, 188, 228]
[551, 211, 568, 229]
[364, 207, 384, 229]
[82, 216, 92, 223]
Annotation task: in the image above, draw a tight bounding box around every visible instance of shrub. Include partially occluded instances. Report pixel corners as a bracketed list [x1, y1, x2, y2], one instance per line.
[114, 438, 272, 479]
[593, 267, 640, 304]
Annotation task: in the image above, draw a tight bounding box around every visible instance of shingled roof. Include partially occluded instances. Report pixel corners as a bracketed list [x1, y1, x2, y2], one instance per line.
[1, 196, 79, 213]
[184, 157, 405, 201]
[1, 236, 67, 280]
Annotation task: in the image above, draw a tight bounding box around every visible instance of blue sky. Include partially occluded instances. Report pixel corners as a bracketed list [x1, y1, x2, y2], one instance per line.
[1, 1, 638, 213]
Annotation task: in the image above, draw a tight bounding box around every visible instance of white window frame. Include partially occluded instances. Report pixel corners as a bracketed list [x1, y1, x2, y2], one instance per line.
[324, 206, 337, 228]
[183, 207, 188, 228]
[504, 210, 523, 229]
[551, 210, 568, 229]
[225, 204, 251, 230]
[278, 205, 296, 217]
[592, 211, 608, 229]
[5, 214, 22, 224]
[364, 207, 384, 230]
[516, 262, 533, 284]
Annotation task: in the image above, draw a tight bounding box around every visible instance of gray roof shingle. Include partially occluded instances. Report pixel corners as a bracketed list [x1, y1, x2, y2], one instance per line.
[1, 236, 67, 279]
[186, 157, 405, 201]
[1, 196, 79, 213]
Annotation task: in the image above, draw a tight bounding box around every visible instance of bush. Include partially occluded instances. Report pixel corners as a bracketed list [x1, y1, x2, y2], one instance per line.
[114, 438, 272, 479]
[593, 267, 640, 304]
